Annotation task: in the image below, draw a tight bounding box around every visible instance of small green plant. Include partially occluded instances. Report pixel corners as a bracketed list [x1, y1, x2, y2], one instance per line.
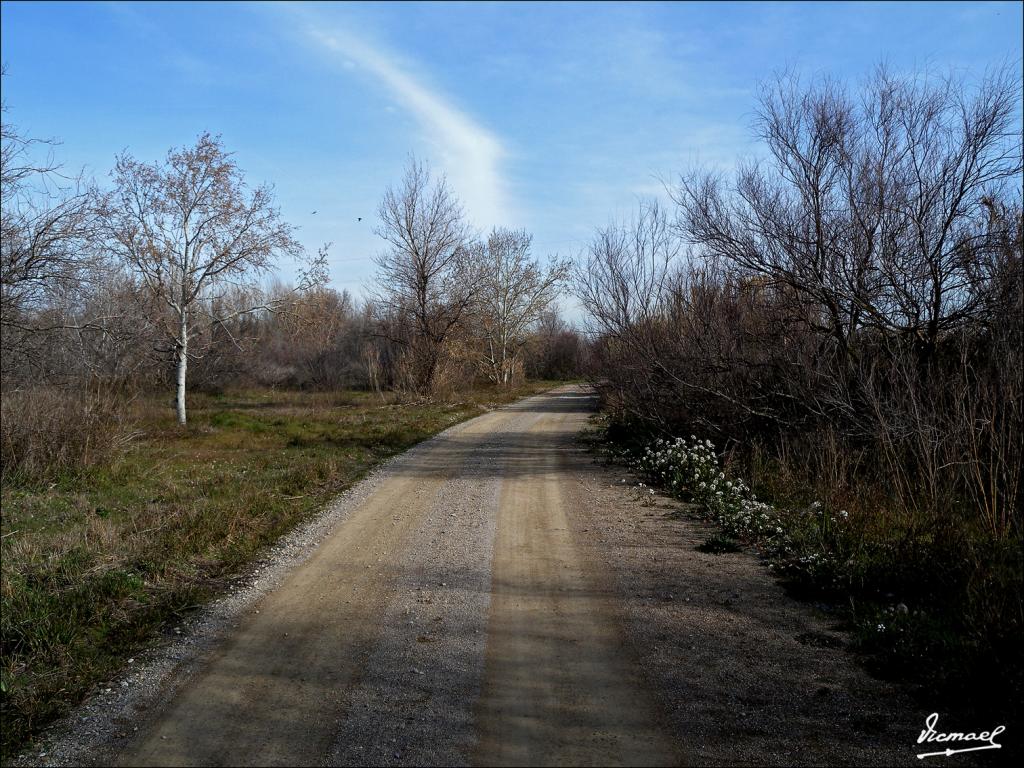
[697, 532, 742, 554]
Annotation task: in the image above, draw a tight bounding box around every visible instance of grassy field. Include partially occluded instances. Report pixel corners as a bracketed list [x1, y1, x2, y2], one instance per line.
[0, 382, 555, 759]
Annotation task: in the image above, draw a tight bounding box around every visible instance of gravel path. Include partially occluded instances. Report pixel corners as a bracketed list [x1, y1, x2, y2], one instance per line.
[325, 411, 520, 766]
[12, 386, 924, 767]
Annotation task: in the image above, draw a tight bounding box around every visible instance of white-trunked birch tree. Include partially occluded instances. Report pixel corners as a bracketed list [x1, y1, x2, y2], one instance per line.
[474, 228, 570, 386]
[100, 133, 309, 425]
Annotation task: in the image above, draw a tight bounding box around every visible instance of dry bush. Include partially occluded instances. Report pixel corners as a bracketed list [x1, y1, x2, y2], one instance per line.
[0, 386, 130, 481]
[579, 65, 1022, 538]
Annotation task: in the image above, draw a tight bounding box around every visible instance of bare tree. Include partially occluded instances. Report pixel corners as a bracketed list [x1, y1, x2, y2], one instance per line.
[1, 83, 101, 380]
[673, 66, 1022, 371]
[472, 228, 570, 386]
[581, 64, 1022, 539]
[372, 158, 472, 394]
[572, 200, 688, 426]
[99, 132, 313, 424]
[524, 309, 587, 381]
[574, 199, 679, 338]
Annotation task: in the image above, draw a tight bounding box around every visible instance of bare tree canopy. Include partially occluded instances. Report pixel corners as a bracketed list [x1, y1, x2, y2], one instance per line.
[574, 199, 680, 339]
[372, 157, 473, 394]
[673, 65, 1023, 366]
[1, 88, 101, 378]
[473, 227, 571, 386]
[98, 132, 307, 424]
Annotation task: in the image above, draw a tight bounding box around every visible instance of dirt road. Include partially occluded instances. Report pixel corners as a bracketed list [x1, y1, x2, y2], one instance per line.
[28, 386, 921, 766]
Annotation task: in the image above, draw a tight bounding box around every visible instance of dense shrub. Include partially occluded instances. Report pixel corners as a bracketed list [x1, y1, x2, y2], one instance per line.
[0, 387, 129, 481]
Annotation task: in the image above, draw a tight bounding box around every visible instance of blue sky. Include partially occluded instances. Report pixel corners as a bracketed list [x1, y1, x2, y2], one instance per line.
[1, 1, 1021, 308]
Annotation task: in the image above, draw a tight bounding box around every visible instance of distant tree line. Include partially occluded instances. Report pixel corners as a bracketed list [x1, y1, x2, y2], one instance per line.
[0, 81, 585, 475]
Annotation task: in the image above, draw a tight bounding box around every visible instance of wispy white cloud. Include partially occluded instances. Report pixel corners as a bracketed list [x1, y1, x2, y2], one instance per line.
[298, 14, 513, 230]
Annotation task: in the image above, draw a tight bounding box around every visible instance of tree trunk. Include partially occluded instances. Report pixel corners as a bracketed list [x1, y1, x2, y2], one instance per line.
[175, 315, 189, 426]
[500, 334, 509, 387]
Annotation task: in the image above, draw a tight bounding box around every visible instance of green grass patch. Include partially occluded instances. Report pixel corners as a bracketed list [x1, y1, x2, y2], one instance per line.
[0, 382, 556, 760]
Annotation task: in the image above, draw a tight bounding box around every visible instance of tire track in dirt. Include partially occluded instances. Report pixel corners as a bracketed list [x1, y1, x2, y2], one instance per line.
[474, 406, 683, 767]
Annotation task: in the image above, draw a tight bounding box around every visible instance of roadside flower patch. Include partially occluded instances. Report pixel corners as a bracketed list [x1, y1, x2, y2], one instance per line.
[626, 434, 863, 591]
[630, 436, 790, 552]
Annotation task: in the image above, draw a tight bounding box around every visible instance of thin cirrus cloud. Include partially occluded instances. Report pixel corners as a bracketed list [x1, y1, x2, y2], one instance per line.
[297, 13, 514, 232]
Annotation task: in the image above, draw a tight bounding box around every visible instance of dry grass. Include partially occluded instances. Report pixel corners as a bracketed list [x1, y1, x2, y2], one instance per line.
[0, 387, 132, 481]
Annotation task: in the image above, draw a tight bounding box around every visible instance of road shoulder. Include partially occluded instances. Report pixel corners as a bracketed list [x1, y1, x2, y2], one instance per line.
[559, 435, 924, 767]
